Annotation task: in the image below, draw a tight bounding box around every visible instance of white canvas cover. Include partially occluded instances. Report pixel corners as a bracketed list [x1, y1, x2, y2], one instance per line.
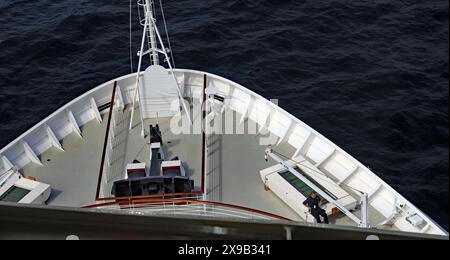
[139, 65, 181, 119]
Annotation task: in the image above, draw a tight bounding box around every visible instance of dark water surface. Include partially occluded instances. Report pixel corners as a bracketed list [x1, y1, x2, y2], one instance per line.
[0, 0, 448, 230]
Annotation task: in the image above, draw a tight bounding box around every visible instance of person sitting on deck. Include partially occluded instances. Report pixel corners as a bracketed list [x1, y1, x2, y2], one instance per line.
[303, 191, 329, 224]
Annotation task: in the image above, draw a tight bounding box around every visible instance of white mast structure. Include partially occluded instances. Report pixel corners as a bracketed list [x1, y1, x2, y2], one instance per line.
[129, 0, 192, 131]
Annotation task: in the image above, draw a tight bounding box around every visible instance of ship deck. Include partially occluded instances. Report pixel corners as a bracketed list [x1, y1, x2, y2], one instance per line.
[1, 67, 445, 237]
[19, 105, 392, 228]
[21, 120, 106, 207]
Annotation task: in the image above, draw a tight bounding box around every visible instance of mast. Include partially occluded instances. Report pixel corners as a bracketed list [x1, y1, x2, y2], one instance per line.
[144, 0, 159, 65]
[129, 0, 192, 131]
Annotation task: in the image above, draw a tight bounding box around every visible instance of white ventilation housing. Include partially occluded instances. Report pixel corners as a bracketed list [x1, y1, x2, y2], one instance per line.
[139, 65, 181, 119]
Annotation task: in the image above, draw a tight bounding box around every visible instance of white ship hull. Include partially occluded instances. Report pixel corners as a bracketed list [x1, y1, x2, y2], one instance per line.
[1, 69, 447, 236]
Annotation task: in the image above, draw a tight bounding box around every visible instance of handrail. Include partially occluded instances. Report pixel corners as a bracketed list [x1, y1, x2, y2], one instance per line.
[84, 198, 291, 221]
[95, 81, 118, 200]
[96, 191, 204, 202]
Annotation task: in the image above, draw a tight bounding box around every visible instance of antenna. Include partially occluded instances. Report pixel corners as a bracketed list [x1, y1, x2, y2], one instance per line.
[138, 0, 159, 65]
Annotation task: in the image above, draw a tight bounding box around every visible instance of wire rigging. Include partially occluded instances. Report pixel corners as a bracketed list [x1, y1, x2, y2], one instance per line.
[129, 0, 134, 73]
[159, 0, 176, 68]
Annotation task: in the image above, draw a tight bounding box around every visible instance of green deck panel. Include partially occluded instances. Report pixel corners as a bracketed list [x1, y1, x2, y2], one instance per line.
[279, 166, 340, 204]
[0, 187, 30, 203]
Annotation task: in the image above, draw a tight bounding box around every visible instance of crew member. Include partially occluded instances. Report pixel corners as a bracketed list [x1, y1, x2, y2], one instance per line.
[303, 191, 329, 224]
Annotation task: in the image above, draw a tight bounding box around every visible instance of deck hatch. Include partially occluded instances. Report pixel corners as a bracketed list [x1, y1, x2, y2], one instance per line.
[279, 167, 337, 202]
[0, 186, 31, 202]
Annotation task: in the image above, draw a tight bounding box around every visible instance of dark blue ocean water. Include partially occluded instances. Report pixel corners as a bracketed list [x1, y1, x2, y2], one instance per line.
[0, 0, 448, 230]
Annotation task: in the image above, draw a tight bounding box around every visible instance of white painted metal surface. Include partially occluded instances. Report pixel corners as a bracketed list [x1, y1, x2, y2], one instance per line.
[139, 65, 181, 119]
[0, 0, 447, 236]
[0, 69, 447, 236]
[262, 152, 361, 226]
[0, 172, 51, 204]
[130, 0, 191, 129]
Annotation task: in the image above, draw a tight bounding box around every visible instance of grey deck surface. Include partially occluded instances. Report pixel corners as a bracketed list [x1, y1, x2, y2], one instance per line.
[21, 119, 107, 207]
[142, 116, 202, 188]
[19, 105, 393, 229]
[206, 110, 302, 221]
[122, 106, 203, 191]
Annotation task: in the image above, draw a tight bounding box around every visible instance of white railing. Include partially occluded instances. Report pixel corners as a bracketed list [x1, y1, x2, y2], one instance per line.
[87, 197, 289, 221]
